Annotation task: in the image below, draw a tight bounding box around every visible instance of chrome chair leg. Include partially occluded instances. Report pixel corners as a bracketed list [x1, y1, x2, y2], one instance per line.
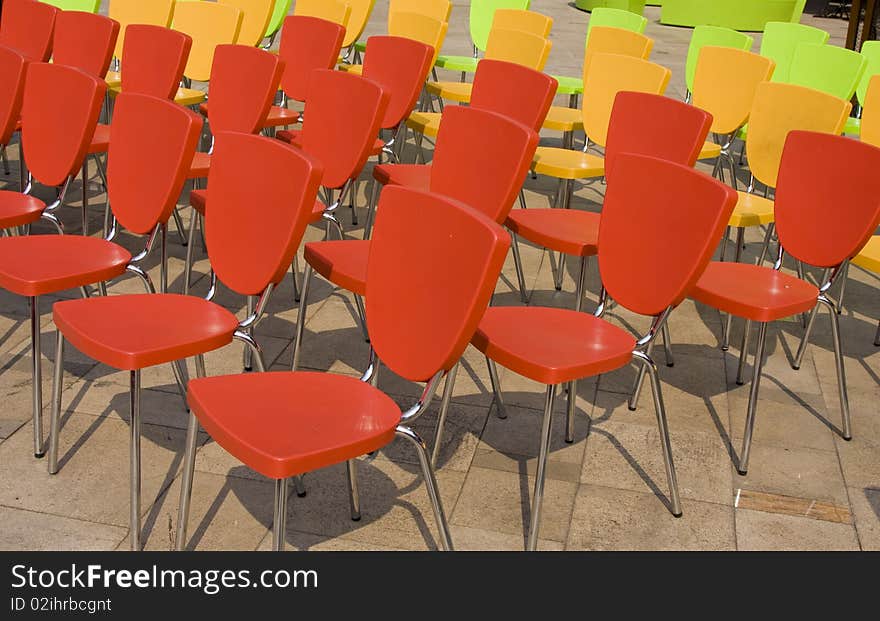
[291, 253, 302, 303]
[565, 380, 576, 444]
[349, 179, 359, 226]
[363, 178, 380, 239]
[574, 256, 587, 313]
[396, 425, 453, 551]
[29, 297, 44, 458]
[552, 252, 565, 291]
[47, 331, 64, 472]
[170, 359, 189, 411]
[757, 223, 775, 266]
[528, 384, 557, 551]
[817, 296, 852, 439]
[661, 323, 674, 368]
[510, 234, 529, 304]
[431, 363, 459, 468]
[272, 478, 288, 551]
[233, 329, 266, 373]
[628, 338, 657, 411]
[737, 322, 768, 475]
[354, 294, 369, 342]
[518, 188, 528, 209]
[0, 144, 9, 175]
[129, 369, 142, 551]
[183, 208, 198, 295]
[836, 262, 849, 315]
[736, 319, 752, 385]
[723, 224, 745, 354]
[796, 260, 809, 327]
[875, 319, 880, 347]
[345, 459, 361, 521]
[793, 302, 820, 370]
[719, 226, 731, 263]
[323, 211, 344, 241]
[81, 161, 89, 236]
[175, 355, 205, 551]
[171, 207, 188, 247]
[486, 357, 507, 419]
[293, 475, 307, 497]
[243, 296, 255, 371]
[291, 265, 313, 372]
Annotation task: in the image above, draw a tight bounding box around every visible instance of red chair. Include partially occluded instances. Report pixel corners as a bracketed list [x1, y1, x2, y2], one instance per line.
[0, 45, 28, 189]
[292, 105, 539, 372]
[117, 25, 193, 99]
[506, 91, 712, 308]
[176, 184, 510, 551]
[687, 131, 880, 475]
[0, 62, 104, 459]
[52, 10, 120, 236]
[466, 153, 736, 549]
[0, 0, 57, 62]
[364, 59, 558, 237]
[47, 125, 324, 551]
[262, 15, 345, 131]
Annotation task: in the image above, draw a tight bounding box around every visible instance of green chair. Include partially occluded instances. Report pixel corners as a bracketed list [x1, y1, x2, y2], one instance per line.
[790, 0, 807, 22]
[41, 0, 100, 10]
[845, 41, 880, 135]
[264, 0, 293, 46]
[554, 7, 649, 98]
[575, 0, 646, 12]
[788, 43, 867, 101]
[760, 21, 829, 83]
[685, 25, 753, 96]
[434, 0, 529, 78]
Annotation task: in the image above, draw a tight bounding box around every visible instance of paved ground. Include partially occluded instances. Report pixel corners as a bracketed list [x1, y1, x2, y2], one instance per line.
[0, 2, 877, 551]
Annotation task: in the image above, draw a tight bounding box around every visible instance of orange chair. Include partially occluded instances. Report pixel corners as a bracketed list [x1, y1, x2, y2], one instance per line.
[688, 131, 880, 475]
[262, 16, 345, 131]
[116, 25, 193, 100]
[0, 62, 105, 459]
[0, 0, 58, 62]
[507, 92, 712, 307]
[469, 153, 737, 549]
[177, 184, 510, 551]
[292, 105, 538, 372]
[0, 46, 28, 190]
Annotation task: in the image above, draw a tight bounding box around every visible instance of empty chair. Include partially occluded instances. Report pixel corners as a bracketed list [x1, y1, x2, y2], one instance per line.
[342, 11, 448, 76]
[760, 21, 829, 84]
[0, 46, 28, 190]
[491, 8, 553, 37]
[587, 6, 647, 34]
[105, 0, 176, 89]
[52, 11, 120, 80]
[0, 0, 58, 62]
[115, 25, 193, 100]
[353, 0, 451, 55]
[684, 25, 754, 97]
[293, 0, 352, 29]
[41, 0, 99, 10]
[788, 42, 867, 102]
[218, 0, 276, 47]
[264, 0, 294, 46]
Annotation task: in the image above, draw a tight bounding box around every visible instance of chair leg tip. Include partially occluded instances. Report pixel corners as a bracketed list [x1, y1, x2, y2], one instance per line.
[350, 515, 361, 522]
[735, 380, 744, 386]
[672, 511, 683, 518]
[843, 435, 852, 442]
[666, 362, 674, 368]
[243, 366, 253, 373]
[554, 285, 562, 292]
[736, 468, 748, 476]
[296, 490, 307, 498]
[627, 405, 637, 412]
[721, 345, 729, 352]
[34, 451, 45, 459]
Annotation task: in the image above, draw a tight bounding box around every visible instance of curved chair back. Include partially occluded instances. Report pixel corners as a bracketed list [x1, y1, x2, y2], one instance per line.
[218, 0, 276, 47]
[52, 11, 120, 79]
[367, 185, 510, 381]
[431, 106, 539, 223]
[21, 63, 105, 187]
[339, 0, 375, 48]
[469, 0, 530, 53]
[278, 15, 345, 103]
[108, 92, 202, 235]
[583, 26, 652, 80]
[0, 46, 28, 147]
[855, 40, 880, 107]
[775, 130, 880, 269]
[265, 0, 293, 39]
[206, 132, 324, 295]
[41, 0, 99, 9]
[586, 7, 647, 39]
[759, 21, 829, 83]
[470, 59, 557, 132]
[860, 74, 880, 146]
[684, 25, 753, 94]
[120, 25, 192, 99]
[484, 28, 551, 71]
[208, 45, 284, 134]
[788, 42, 867, 102]
[389, 0, 452, 24]
[0, 0, 58, 62]
[692, 47, 775, 136]
[388, 12, 448, 66]
[599, 153, 737, 317]
[491, 9, 552, 37]
[293, 0, 352, 31]
[362, 36, 433, 130]
[108, 0, 175, 60]
[172, 1, 243, 82]
[746, 82, 851, 188]
[582, 53, 671, 147]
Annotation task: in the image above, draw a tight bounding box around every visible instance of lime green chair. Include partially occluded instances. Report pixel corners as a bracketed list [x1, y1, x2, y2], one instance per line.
[264, 0, 293, 45]
[760, 22, 829, 84]
[788, 43, 867, 102]
[791, 0, 807, 22]
[685, 26, 753, 96]
[554, 7, 648, 99]
[434, 0, 530, 78]
[41, 0, 100, 10]
[845, 41, 880, 135]
[575, 0, 646, 12]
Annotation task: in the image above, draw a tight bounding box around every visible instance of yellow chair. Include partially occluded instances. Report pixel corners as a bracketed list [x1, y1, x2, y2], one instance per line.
[426, 28, 552, 104]
[532, 53, 671, 210]
[859, 74, 880, 147]
[293, 0, 351, 28]
[105, 0, 176, 89]
[491, 9, 553, 37]
[218, 0, 276, 47]
[542, 27, 653, 141]
[172, 1, 244, 106]
[389, 0, 452, 23]
[343, 12, 448, 76]
[691, 47, 775, 189]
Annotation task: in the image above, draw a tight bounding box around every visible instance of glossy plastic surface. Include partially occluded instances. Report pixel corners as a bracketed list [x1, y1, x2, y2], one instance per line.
[362, 35, 433, 129]
[469, 0, 530, 52]
[108, 0, 175, 60]
[0, 0, 58, 62]
[218, 0, 276, 47]
[484, 27, 551, 71]
[277, 15, 345, 102]
[0, 46, 27, 146]
[389, 0, 451, 24]
[52, 11, 119, 78]
[860, 74, 880, 147]
[586, 7, 647, 37]
[265, 0, 293, 37]
[788, 42, 866, 102]
[172, 1, 243, 82]
[470, 59, 557, 132]
[491, 9, 552, 37]
[293, 0, 351, 30]
[684, 25, 753, 93]
[387, 12, 448, 67]
[206, 45, 283, 134]
[759, 21, 829, 83]
[119, 25, 192, 99]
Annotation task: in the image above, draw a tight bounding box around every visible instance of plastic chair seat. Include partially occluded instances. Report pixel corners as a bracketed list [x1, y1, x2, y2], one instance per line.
[0, 236, 130, 297]
[191, 188, 326, 222]
[0, 192, 46, 228]
[187, 152, 211, 179]
[852, 235, 880, 273]
[175, 87, 206, 107]
[472, 306, 637, 385]
[506, 209, 600, 257]
[729, 191, 775, 228]
[434, 54, 478, 73]
[338, 63, 363, 75]
[88, 123, 111, 154]
[532, 146, 604, 179]
[105, 70, 121, 89]
[303, 240, 368, 295]
[542, 106, 584, 132]
[188, 371, 401, 479]
[691, 262, 819, 323]
[372, 163, 430, 189]
[263, 105, 301, 128]
[405, 111, 442, 138]
[275, 128, 301, 145]
[844, 116, 861, 136]
[551, 74, 584, 96]
[53, 293, 240, 370]
[425, 81, 473, 103]
[698, 141, 722, 160]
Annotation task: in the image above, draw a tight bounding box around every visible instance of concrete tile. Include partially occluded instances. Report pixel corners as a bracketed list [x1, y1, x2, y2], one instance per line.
[848, 487, 880, 551]
[0, 506, 126, 551]
[735, 508, 860, 551]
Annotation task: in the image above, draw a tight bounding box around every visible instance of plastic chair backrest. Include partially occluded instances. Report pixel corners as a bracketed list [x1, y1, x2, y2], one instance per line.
[339, 0, 374, 48]
[430, 105, 539, 224]
[582, 26, 652, 80]
[107, 92, 201, 235]
[293, 0, 351, 31]
[759, 21, 829, 83]
[277, 15, 345, 103]
[366, 185, 510, 382]
[692, 47, 775, 135]
[855, 40, 880, 106]
[362, 36, 433, 130]
[388, 13, 448, 67]
[208, 45, 283, 134]
[788, 42, 866, 102]
[599, 153, 737, 317]
[484, 28, 551, 71]
[791, 0, 807, 22]
[389, 0, 452, 25]
[120, 25, 192, 99]
[265, 0, 293, 38]
[491, 9, 552, 38]
[746, 82, 851, 188]
[206, 132, 323, 295]
[586, 7, 647, 40]
[859, 74, 880, 146]
[300, 69, 388, 189]
[684, 25, 753, 94]
[41, 0, 99, 11]
[52, 11, 119, 79]
[218, 0, 276, 47]
[469, 0, 530, 53]
[0, 0, 58, 62]
[582, 53, 671, 147]
[604, 91, 712, 184]
[775, 130, 880, 269]
[470, 59, 557, 132]
[172, 1, 243, 82]
[108, 0, 175, 60]
[0, 46, 28, 146]
[20, 62, 105, 187]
